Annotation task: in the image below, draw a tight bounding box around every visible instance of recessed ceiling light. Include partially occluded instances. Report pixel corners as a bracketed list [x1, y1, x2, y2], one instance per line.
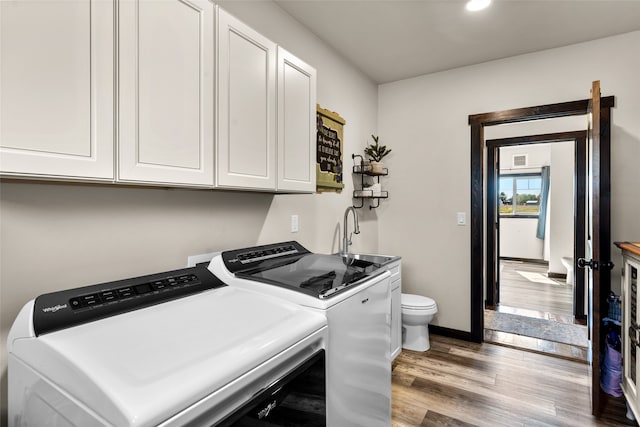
[466, 0, 491, 12]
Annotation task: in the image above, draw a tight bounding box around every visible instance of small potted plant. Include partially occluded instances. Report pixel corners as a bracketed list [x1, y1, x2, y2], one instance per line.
[364, 135, 391, 174]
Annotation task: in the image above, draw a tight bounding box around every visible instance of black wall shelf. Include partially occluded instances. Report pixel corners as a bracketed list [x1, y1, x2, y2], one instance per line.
[352, 154, 388, 209]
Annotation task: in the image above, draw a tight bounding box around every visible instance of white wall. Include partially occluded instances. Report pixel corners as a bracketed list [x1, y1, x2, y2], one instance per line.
[501, 144, 551, 172]
[378, 31, 640, 332]
[0, 1, 379, 420]
[549, 141, 575, 274]
[500, 218, 544, 259]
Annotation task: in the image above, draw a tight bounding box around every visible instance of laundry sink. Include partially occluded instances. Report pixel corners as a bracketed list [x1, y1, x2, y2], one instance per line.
[334, 253, 400, 271]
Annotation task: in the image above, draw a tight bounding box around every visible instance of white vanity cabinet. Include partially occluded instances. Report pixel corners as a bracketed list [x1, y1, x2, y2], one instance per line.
[0, 0, 115, 180]
[216, 7, 277, 190]
[118, 0, 215, 187]
[619, 242, 640, 419]
[276, 47, 317, 193]
[388, 259, 402, 361]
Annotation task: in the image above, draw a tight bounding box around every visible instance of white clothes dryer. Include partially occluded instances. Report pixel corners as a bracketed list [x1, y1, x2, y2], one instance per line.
[8, 265, 327, 426]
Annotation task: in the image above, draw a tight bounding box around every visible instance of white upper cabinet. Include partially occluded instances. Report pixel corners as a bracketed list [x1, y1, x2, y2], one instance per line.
[1, 3, 316, 193]
[0, 0, 114, 180]
[216, 7, 277, 190]
[118, 0, 214, 187]
[277, 47, 317, 193]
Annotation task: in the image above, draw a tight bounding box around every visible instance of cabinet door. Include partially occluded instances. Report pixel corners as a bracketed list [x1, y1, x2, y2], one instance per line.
[391, 279, 402, 360]
[118, 0, 214, 187]
[0, 0, 114, 180]
[623, 257, 640, 415]
[277, 47, 316, 193]
[328, 274, 391, 425]
[216, 7, 276, 190]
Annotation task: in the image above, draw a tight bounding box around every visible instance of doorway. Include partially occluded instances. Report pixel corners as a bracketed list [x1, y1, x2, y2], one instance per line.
[484, 134, 589, 360]
[485, 133, 587, 322]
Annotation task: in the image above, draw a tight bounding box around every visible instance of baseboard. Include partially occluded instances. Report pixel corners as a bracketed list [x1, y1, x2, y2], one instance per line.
[575, 314, 587, 325]
[500, 256, 548, 265]
[430, 325, 475, 342]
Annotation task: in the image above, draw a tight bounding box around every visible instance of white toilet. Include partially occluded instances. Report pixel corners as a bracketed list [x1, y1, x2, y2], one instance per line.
[401, 293, 438, 352]
[561, 257, 574, 285]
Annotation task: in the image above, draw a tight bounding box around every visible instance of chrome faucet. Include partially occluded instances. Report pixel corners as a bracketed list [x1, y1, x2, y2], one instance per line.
[342, 206, 360, 256]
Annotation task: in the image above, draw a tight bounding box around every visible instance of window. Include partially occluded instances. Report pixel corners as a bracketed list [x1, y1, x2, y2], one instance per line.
[498, 173, 542, 216]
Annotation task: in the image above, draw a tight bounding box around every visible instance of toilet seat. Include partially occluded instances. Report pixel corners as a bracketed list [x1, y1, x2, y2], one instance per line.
[401, 294, 437, 310]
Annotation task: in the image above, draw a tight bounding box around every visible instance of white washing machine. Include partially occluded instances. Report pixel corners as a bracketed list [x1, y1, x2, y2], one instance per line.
[8, 265, 327, 426]
[205, 241, 392, 427]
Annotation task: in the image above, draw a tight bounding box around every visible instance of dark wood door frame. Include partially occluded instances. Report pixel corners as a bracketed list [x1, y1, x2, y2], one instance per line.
[485, 131, 587, 322]
[468, 95, 614, 344]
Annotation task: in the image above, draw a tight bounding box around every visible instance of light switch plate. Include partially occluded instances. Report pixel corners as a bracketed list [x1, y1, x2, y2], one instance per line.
[291, 215, 299, 233]
[457, 212, 466, 225]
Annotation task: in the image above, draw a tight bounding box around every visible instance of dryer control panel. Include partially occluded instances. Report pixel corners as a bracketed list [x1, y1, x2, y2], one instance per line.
[33, 265, 226, 336]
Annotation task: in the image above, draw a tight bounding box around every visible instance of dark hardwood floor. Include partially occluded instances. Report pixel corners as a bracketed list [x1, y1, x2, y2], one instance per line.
[392, 335, 636, 427]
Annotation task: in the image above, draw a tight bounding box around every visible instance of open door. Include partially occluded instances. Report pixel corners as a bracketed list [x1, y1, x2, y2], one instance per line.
[486, 145, 500, 308]
[579, 80, 613, 415]
[469, 86, 615, 347]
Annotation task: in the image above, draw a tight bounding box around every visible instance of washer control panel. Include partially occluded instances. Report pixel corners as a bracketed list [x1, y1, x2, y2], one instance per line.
[33, 265, 225, 336]
[222, 241, 310, 272]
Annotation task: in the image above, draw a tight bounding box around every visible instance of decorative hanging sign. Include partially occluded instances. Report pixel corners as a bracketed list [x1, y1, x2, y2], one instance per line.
[316, 105, 345, 192]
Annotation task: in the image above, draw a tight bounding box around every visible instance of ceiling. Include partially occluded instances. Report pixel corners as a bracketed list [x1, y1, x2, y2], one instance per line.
[275, 0, 640, 84]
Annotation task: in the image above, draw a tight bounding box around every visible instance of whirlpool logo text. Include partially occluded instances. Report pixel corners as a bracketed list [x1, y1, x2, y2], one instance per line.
[42, 304, 67, 313]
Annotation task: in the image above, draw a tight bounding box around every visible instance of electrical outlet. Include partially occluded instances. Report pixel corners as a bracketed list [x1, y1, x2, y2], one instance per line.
[291, 215, 299, 233]
[457, 212, 466, 225]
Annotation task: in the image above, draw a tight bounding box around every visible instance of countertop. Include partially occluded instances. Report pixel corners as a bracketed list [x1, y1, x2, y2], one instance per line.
[615, 241, 640, 257]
